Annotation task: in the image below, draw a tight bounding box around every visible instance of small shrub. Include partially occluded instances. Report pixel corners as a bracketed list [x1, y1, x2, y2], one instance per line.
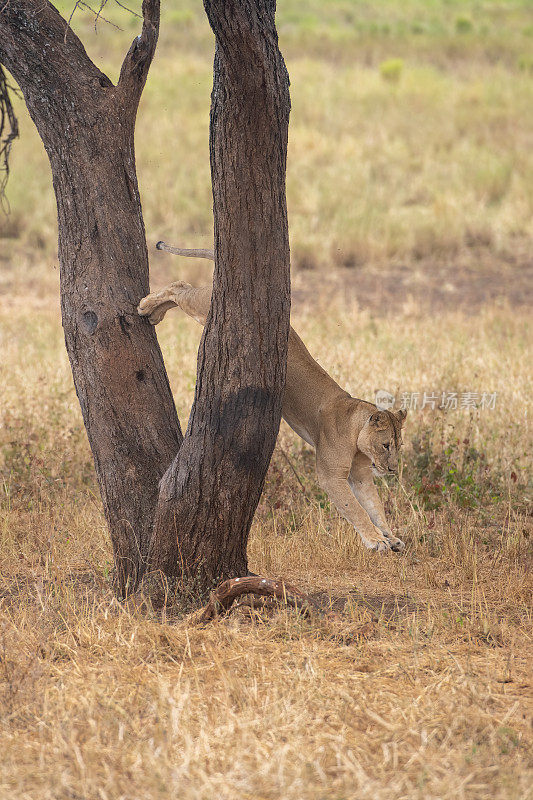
[379, 58, 404, 85]
[405, 427, 506, 512]
[0, 211, 23, 239]
[473, 158, 513, 206]
[517, 54, 533, 74]
[292, 244, 319, 271]
[455, 16, 474, 34]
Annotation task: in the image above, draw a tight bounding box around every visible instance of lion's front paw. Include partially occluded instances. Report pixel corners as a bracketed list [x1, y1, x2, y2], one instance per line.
[361, 527, 393, 553]
[137, 294, 173, 325]
[137, 293, 158, 319]
[383, 531, 406, 552]
[361, 526, 406, 553]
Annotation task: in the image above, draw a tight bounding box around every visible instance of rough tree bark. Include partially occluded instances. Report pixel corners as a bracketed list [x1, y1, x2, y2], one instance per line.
[148, 0, 291, 594]
[0, 0, 182, 595]
[1, 0, 292, 603]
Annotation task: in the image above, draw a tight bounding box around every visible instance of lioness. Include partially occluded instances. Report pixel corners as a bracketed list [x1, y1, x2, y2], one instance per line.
[138, 244, 406, 553]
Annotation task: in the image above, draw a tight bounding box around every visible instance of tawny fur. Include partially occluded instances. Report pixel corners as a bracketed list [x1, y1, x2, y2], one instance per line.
[138, 247, 407, 553]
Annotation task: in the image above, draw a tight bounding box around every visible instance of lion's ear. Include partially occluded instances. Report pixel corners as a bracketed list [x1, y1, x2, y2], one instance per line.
[369, 411, 390, 428]
[395, 409, 407, 426]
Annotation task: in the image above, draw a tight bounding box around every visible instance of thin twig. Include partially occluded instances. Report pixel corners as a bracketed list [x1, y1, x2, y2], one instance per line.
[278, 445, 314, 503]
[65, 0, 123, 37]
[114, 0, 142, 18]
[0, 67, 19, 212]
[94, 0, 108, 33]
[66, 0, 84, 33]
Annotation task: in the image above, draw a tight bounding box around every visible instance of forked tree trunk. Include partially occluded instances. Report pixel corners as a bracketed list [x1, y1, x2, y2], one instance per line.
[1, 0, 291, 601]
[0, 0, 182, 595]
[148, 0, 291, 594]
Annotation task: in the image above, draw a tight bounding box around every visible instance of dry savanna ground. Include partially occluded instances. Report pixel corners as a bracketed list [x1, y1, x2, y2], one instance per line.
[1, 1, 532, 798]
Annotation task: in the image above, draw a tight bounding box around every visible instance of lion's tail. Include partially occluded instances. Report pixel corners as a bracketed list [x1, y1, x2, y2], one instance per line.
[156, 241, 215, 260]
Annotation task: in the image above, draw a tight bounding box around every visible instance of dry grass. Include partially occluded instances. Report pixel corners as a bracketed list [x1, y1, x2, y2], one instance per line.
[1, 298, 531, 799]
[0, 587, 531, 800]
[1, 1, 532, 797]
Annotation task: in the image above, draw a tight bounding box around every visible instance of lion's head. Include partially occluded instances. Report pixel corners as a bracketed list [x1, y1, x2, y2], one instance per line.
[357, 408, 407, 475]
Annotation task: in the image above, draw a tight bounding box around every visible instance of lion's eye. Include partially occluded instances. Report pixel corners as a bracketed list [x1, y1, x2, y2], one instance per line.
[383, 443, 390, 451]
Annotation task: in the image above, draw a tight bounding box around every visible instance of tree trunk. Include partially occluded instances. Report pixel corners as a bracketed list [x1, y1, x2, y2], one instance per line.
[148, 0, 291, 595]
[0, 0, 182, 595]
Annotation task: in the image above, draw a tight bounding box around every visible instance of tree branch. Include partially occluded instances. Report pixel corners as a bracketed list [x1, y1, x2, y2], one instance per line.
[0, 0, 114, 135]
[197, 576, 315, 622]
[117, 0, 160, 108]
